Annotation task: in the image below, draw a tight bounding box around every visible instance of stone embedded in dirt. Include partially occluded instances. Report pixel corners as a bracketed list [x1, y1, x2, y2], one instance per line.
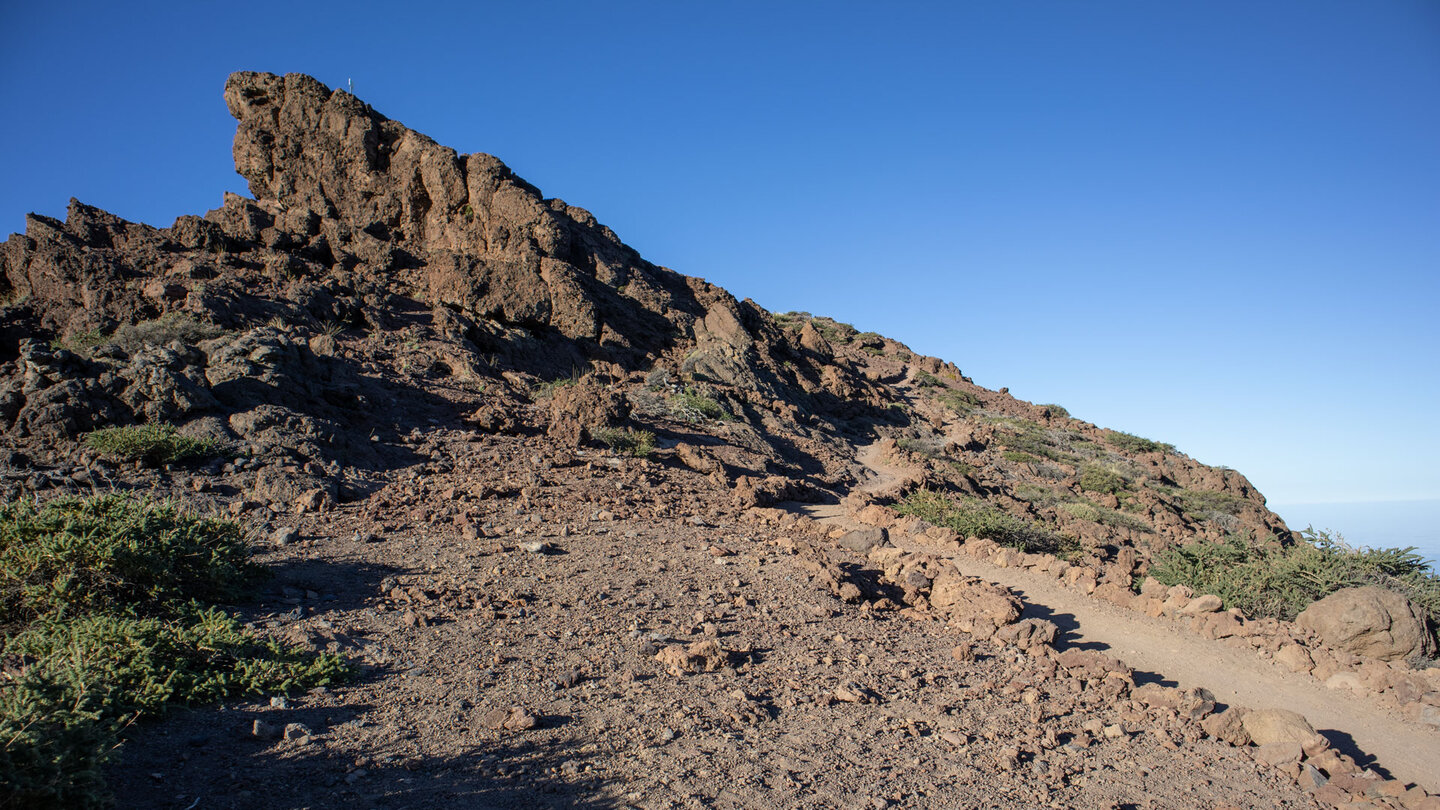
[251, 719, 280, 740]
[1241, 708, 1315, 746]
[282, 723, 313, 743]
[1054, 649, 1131, 682]
[655, 640, 726, 675]
[1180, 593, 1223, 615]
[837, 527, 887, 553]
[1273, 644, 1315, 674]
[270, 526, 299, 545]
[995, 618, 1057, 650]
[482, 706, 539, 731]
[1295, 586, 1434, 662]
[1131, 684, 1216, 721]
[293, 487, 331, 514]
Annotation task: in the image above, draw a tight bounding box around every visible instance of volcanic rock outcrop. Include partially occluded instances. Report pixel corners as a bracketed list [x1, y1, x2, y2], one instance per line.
[2, 70, 1289, 557]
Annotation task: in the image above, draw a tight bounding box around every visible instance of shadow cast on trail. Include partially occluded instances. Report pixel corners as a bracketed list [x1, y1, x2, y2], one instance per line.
[1011, 588, 1108, 652]
[111, 721, 622, 810]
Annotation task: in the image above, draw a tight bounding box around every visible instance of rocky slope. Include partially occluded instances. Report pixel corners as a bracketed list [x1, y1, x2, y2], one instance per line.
[2, 71, 1288, 571]
[2, 72, 1434, 809]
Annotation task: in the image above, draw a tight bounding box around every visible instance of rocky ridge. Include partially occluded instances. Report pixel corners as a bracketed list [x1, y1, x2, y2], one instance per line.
[1, 72, 1437, 809]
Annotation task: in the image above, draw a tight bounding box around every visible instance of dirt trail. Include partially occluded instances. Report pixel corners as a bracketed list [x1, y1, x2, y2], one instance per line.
[796, 441, 1440, 793]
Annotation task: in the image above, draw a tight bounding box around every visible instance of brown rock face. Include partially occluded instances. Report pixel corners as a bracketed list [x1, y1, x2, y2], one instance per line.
[220, 71, 851, 399]
[1295, 586, 1434, 662]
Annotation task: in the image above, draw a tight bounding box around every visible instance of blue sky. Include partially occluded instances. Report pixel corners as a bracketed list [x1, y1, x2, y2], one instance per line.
[2, 1, 1437, 509]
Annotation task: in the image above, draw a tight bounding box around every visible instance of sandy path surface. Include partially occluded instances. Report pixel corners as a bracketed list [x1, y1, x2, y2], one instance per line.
[794, 440, 1440, 793]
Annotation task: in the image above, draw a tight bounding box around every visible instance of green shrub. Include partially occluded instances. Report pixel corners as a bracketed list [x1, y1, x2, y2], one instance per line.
[811, 317, 857, 344]
[110, 313, 223, 352]
[49, 330, 107, 353]
[0, 496, 351, 808]
[1105, 430, 1175, 455]
[592, 427, 656, 457]
[6, 608, 349, 718]
[998, 423, 1077, 464]
[1154, 485, 1248, 518]
[530, 376, 578, 400]
[1078, 466, 1128, 495]
[937, 390, 981, 415]
[1056, 501, 1152, 533]
[895, 489, 1068, 554]
[913, 370, 942, 388]
[1147, 529, 1440, 627]
[669, 388, 726, 422]
[0, 496, 257, 624]
[1002, 450, 1039, 464]
[1038, 403, 1070, 418]
[83, 424, 222, 464]
[896, 437, 945, 459]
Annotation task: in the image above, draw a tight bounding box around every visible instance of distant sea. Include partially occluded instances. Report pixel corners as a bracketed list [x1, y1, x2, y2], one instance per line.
[1270, 499, 1440, 570]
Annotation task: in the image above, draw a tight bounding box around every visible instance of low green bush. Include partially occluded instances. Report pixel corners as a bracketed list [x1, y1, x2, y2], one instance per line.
[110, 313, 223, 352]
[0, 496, 350, 808]
[1038, 403, 1070, 418]
[1105, 430, 1175, 455]
[1146, 529, 1440, 628]
[0, 496, 256, 623]
[895, 489, 1069, 554]
[998, 424, 1077, 465]
[592, 427, 656, 457]
[669, 388, 726, 422]
[1078, 466, 1128, 495]
[83, 424, 222, 464]
[1152, 485, 1248, 519]
[936, 390, 981, 415]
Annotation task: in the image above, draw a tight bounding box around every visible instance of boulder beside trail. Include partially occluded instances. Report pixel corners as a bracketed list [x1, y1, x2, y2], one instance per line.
[1296, 586, 1433, 662]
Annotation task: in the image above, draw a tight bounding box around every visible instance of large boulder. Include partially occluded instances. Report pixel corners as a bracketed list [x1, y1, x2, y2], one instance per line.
[1241, 708, 1315, 746]
[1296, 586, 1433, 662]
[928, 568, 1022, 636]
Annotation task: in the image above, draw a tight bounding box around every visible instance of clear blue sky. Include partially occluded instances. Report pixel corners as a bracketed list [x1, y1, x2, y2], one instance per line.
[3, 1, 1437, 507]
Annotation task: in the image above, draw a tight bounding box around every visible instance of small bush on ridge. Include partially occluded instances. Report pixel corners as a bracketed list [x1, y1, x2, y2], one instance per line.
[592, 427, 656, 457]
[84, 424, 222, 464]
[895, 489, 1071, 555]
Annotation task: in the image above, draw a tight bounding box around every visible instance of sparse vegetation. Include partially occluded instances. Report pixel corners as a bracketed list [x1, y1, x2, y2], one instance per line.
[914, 370, 942, 388]
[83, 424, 223, 465]
[1156, 485, 1248, 518]
[49, 329, 106, 353]
[997, 421, 1078, 465]
[1038, 403, 1069, 418]
[531, 376, 578, 399]
[895, 489, 1070, 554]
[1016, 483, 1152, 534]
[896, 437, 945, 459]
[669, 388, 726, 422]
[1147, 529, 1440, 628]
[936, 389, 981, 415]
[1078, 466, 1128, 495]
[110, 313, 224, 352]
[1002, 450, 1039, 464]
[0, 496, 350, 809]
[1105, 430, 1175, 455]
[592, 427, 656, 457]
